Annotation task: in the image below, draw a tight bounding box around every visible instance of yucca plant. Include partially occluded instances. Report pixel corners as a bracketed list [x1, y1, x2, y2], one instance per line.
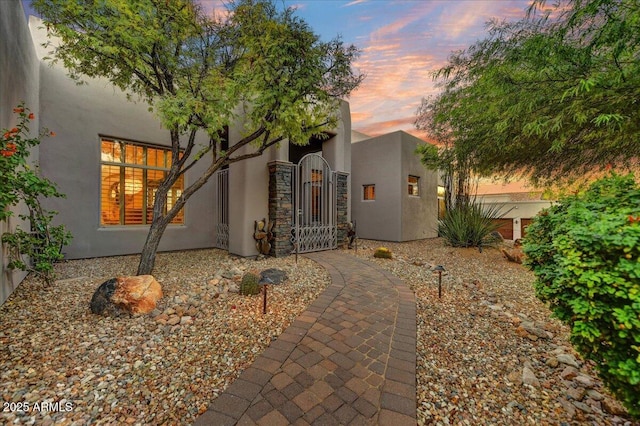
[438, 199, 509, 248]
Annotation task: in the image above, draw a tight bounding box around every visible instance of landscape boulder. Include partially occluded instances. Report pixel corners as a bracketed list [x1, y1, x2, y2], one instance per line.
[90, 275, 163, 315]
[260, 268, 288, 285]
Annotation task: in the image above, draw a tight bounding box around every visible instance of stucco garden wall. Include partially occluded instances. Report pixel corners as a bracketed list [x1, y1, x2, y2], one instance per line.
[0, 2, 40, 304]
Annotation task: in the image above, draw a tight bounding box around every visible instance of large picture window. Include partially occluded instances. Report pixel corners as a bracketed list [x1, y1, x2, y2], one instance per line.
[100, 138, 184, 226]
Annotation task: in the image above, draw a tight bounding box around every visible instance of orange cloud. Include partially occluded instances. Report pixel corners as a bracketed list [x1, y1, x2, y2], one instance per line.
[347, 1, 532, 138]
[355, 116, 418, 136]
[351, 111, 374, 122]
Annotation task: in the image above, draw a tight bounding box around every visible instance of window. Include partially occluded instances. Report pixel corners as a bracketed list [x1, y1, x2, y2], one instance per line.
[100, 138, 184, 226]
[437, 185, 446, 219]
[311, 169, 322, 223]
[363, 184, 375, 200]
[408, 175, 420, 196]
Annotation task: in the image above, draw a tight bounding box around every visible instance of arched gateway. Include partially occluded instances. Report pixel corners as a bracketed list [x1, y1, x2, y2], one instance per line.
[292, 153, 337, 253]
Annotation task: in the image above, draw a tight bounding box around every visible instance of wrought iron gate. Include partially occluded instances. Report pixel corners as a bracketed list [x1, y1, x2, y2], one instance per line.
[292, 154, 337, 253]
[214, 169, 229, 250]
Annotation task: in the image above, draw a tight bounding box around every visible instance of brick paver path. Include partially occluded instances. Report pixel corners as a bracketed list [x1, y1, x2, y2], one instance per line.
[195, 251, 417, 425]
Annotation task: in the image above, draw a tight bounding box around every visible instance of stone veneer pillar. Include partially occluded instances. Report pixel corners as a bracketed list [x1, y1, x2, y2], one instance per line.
[336, 172, 349, 247]
[268, 161, 294, 257]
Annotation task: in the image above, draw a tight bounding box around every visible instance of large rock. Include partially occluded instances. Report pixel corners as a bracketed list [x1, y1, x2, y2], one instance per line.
[260, 268, 288, 285]
[557, 353, 580, 368]
[90, 275, 163, 315]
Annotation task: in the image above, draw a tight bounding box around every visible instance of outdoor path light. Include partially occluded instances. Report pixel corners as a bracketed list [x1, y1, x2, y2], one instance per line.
[433, 265, 446, 299]
[259, 276, 273, 314]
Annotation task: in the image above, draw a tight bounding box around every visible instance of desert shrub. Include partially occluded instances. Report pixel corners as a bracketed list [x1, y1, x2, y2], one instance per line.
[523, 173, 640, 418]
[373, 247, 392, 259]
[438, 200, 506, 248]
[240, 272, 261, 296]
[1, 104, 71, 284]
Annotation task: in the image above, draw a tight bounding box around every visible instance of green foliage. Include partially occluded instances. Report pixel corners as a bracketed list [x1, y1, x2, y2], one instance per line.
[438, 200, 506, 248]
[32, 0, 363, 274]
[418, 0, 640, 185]
[416, 139, 476, 211]
[523, 173, 640, 418]
[1, 105, 72, 284]
[373, 247, 392, 259]
[240, 272, 261, 296]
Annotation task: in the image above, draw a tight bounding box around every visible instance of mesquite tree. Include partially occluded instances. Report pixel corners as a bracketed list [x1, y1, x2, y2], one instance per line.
[33, 0, 363, 274]
[416, 0, 640, 186]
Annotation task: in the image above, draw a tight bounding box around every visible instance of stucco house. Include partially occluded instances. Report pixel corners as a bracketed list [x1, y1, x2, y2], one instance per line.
[1, 3, 353, 303]
[1, 2, 447, 306]
[351, 131, 439, 242]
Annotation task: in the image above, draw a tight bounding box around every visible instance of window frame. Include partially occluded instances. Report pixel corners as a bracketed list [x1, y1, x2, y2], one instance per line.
[363, 184, 376, 201]
[100, 136, 185, 227]
[408, 175, 420, 197]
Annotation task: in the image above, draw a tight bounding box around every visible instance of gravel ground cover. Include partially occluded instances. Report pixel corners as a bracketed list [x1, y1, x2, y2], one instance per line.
[349, 238, 636, 426]
[2, 239, 638, 426]
[0, 249, 329, 425]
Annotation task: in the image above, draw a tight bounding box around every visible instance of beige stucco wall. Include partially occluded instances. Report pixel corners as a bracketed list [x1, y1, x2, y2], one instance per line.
[477, 197, 554, 240]
[228, 101, 352, 257]
[399, 132, 438, 241]
[227, 108, 274, 257]
[0, 2, 40, 304]
[486, 200, 553, 220]
[351, 131, 437, 242]
[351, 133, 402, 241]
[30, 17, 217, 260]
[2, 11, 355, 283]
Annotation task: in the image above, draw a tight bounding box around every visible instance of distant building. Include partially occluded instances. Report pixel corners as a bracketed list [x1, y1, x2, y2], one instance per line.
[476, 192, 554, 240]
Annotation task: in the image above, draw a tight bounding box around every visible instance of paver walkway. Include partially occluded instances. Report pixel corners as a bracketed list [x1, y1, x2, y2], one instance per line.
[195, 251, 417, 425]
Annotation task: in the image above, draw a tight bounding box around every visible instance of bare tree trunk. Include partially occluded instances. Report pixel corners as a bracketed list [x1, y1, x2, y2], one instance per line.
[137, 180, 172, 274]
[137, 217, 170, 275]
[134, 126, 280, 275]
[137, 174, 173, 275]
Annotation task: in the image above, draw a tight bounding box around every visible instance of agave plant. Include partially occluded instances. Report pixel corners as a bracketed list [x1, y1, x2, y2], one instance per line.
[438, 199, 509, 248]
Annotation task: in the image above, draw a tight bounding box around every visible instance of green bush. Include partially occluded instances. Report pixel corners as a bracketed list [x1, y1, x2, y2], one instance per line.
[438, 200, 506, 248]
[1, 104, 71, 284]
[373, 247, 392, 259]
[523, 173, 640, 418]
[239, 272, 261, 296]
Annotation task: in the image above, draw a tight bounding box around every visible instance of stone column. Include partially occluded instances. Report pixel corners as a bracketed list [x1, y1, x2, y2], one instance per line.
[268, 161, 295, 257]
[336, 172, 349, 247]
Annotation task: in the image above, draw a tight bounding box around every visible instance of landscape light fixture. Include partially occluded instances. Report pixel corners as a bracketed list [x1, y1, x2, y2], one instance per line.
[433, 265, 446, 299]
[259, 276, 273, 314]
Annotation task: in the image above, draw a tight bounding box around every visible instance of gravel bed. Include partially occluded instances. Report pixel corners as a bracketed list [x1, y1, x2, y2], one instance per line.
[2, 240, 637, 426]
[0, 249, 329, 425]
[349, 238, 636, 426]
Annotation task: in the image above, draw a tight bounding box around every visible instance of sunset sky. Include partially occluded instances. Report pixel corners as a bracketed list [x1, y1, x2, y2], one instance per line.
[275, 0, 533, 139]
[23, 0, 534, 139]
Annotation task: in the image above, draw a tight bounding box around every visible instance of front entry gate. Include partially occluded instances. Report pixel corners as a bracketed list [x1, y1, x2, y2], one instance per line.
[213, 169, 229, 250]
[292, 154, 337, 253]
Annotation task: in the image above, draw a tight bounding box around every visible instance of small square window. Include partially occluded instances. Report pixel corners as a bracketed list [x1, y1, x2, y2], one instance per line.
[363, 184, 375, 200]
[408, 175, 420, 196]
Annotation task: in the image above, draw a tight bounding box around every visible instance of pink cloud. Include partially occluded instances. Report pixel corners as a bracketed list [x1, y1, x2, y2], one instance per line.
[348, 1, 532, 137]
[344, 0, 369, 7]
[197, 0, 228, 20]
